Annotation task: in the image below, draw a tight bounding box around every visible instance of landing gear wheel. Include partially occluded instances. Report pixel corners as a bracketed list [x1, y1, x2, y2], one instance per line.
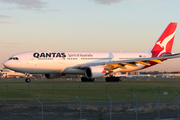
[110, 77, 114, 82]
[81, 77, 85, 82]
[25, 78, 31, 83]
[106, 77, 110, 82]
[115, 77, 120, 82]
[106, 77, 120, 82]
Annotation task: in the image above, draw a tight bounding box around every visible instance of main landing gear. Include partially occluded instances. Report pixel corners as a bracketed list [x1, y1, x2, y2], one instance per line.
[105, 76, 121, 82]
[25, 73, 31, 83]
[81, 77, 95, 82]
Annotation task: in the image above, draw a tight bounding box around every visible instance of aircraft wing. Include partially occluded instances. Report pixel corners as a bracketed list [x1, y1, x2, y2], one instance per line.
[74, 53, 180, 71]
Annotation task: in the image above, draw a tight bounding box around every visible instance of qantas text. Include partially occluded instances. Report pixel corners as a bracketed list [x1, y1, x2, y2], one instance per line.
[33, 52, 66, 58]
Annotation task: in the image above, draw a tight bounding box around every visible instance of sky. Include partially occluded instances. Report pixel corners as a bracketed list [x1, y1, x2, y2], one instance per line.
[0, 0, 180, 72]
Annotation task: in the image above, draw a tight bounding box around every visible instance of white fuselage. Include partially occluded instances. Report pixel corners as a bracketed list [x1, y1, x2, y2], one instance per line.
[3, 51, 152, 74]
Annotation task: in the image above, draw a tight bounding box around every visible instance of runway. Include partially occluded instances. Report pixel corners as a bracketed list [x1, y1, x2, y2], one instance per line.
[0, 79, 180, 84]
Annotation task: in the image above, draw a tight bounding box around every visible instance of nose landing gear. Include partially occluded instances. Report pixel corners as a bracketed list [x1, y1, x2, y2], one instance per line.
[25, 73, 31, 83]
[25, 78, 31, 83]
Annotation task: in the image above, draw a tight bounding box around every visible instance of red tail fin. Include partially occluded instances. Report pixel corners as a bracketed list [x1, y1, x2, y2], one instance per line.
[151, 22, 177, 57]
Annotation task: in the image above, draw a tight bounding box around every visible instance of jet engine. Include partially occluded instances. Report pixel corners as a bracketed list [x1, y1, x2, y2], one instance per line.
[44, 73, 62, 79]
[85, 66, 107, 79]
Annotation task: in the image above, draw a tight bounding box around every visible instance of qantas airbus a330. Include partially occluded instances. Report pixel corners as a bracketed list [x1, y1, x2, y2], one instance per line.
[3, 22, 180, 82]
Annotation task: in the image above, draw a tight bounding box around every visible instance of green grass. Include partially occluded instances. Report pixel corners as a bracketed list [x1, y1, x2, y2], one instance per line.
[0, 78, 180, 102]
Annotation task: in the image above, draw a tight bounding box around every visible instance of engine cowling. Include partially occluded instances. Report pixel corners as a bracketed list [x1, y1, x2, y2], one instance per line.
[85, 66, 107, 79]
[44, 73, 62, 79]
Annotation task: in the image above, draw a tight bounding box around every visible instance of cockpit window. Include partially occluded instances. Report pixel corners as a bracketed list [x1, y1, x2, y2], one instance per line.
[8, 57, 19, 60]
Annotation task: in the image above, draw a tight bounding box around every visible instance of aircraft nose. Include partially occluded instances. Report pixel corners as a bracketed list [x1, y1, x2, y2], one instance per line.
[3, 61, 11, 69]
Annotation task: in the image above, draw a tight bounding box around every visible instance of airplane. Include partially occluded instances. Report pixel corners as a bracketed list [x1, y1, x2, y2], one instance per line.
[112, 72, 150, 78]
[0, 69, 26, 78]
[113, 72, 129, 78]
[3, 22, 180, 83]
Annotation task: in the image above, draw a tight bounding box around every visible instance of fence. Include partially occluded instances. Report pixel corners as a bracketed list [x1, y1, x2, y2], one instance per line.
[0, 82, 180, 120]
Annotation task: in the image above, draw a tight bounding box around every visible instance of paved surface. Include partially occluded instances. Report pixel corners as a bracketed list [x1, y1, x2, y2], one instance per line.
[1, 79, 180, 84]
[0, 104, 179, 120]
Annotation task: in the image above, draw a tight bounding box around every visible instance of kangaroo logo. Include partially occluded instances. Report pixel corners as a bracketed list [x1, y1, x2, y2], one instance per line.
[156, 30, 176, 57]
